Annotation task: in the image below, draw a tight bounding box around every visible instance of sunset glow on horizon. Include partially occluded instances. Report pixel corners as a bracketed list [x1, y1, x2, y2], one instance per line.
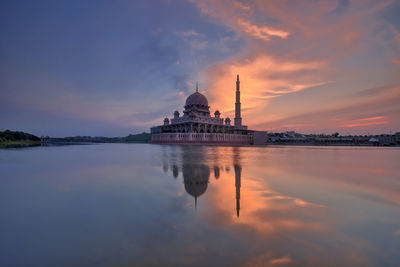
[0, 0, 399, 136]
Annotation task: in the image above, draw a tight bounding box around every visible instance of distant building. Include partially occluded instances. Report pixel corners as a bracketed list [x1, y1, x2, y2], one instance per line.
[375, 134, 396, 145]
[151, 75, 266, 145]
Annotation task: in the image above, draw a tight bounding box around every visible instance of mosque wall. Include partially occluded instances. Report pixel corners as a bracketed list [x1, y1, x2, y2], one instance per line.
[151, 132, 253, 144]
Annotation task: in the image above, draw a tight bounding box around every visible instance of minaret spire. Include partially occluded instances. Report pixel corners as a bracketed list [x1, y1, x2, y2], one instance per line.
[196, 81, 199, 92]
[234, 74, 242, 127]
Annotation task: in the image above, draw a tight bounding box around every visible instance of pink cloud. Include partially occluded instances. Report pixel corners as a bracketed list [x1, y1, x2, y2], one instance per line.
[343, 120, 389, 128]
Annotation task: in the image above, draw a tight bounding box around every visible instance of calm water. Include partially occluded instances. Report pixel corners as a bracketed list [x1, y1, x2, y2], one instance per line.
[0, 144, 399, 266]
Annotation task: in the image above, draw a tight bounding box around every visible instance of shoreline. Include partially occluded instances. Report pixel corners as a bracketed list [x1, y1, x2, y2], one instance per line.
[2, 140, 399, 149]
[0, 140, 41, 148]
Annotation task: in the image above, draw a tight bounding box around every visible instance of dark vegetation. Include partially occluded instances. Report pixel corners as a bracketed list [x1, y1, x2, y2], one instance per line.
[0, 130, 40, 143]
[124, 132, 151, 143]
[0, 130, 41, 148]
[1, 130, 151, 148]
[49, 132, 151, 144]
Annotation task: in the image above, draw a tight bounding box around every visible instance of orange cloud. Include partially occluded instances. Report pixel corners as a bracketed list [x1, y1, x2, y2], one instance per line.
[343, 120, 389, 128]
[341, 116, 389, 127]
[204, 55, 328, 124]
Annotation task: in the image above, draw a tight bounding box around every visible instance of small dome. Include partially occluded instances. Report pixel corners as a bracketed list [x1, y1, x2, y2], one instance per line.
[225, 117, 231, 122]
[164, 117, 169, 122]
[174, 110, 179, 115]
[214, 110, 220, 115]
[185, 92, 208, 107]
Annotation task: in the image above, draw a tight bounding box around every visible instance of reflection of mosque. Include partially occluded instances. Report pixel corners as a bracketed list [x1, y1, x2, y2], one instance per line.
[162, 146, 242, 217]
[183, 164, 209, 208]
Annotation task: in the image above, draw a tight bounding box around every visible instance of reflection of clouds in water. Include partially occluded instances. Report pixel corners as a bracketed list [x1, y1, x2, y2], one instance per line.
[3, 144, 399, 266]
[269, 256, 293, 265]
[245, 254, 294, 267]
[395, 229, 400, 237]
[208, 176, 330, 236]
[161, 145, 329, 230]
[157, 145, 400, 266]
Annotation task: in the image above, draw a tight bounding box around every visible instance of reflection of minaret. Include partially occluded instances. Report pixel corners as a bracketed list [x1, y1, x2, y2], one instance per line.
[233, 146, 242, 218]
[172, 165, 179, 178]
[213, 166, 220, 179]
[234, 74, 242, 127]
[234, 164, 241, 217]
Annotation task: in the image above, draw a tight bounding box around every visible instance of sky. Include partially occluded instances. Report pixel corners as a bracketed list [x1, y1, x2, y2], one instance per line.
[0, 0, 399, 137]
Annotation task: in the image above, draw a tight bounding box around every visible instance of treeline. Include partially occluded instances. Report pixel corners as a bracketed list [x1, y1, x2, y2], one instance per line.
[123, 132, 151, 143]
[50, 132, 151, 144]
[0, 130, 40, 143]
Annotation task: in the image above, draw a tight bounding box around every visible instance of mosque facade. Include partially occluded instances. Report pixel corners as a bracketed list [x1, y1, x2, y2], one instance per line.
[151, 75, 266, 145]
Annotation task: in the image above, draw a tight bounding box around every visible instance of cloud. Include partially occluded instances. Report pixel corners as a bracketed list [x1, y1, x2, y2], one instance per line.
[341, 116, 389, 128]
[203, 55, 328, 120]
[176, 30, 202, 37]
[190, 0, 289, 41]
[190, 39, 208, 50]
[330, 0, 351, 14]
[188, 0, 399, 133]
[236, 18, 289, 40]
[343, 120, 389, 128]
[253, 85, 400, 133]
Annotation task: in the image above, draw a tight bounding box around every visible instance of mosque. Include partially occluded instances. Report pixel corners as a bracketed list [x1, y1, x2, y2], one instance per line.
[151, 75, 266, 145]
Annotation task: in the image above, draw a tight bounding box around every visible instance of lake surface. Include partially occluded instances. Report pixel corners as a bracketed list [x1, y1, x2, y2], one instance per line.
[1, 144, 399, 266]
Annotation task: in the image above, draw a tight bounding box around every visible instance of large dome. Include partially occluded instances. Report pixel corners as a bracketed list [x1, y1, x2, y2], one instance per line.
[185, 92, 208, 107]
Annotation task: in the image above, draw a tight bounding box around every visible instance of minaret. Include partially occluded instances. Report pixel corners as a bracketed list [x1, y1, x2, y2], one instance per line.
[234, 75, 242, 126]
[196, 81, 199, 92]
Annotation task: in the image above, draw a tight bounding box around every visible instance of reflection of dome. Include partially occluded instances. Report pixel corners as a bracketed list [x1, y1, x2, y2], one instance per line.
[185, 92, 208, 107]
[183, 164, 210, 198]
